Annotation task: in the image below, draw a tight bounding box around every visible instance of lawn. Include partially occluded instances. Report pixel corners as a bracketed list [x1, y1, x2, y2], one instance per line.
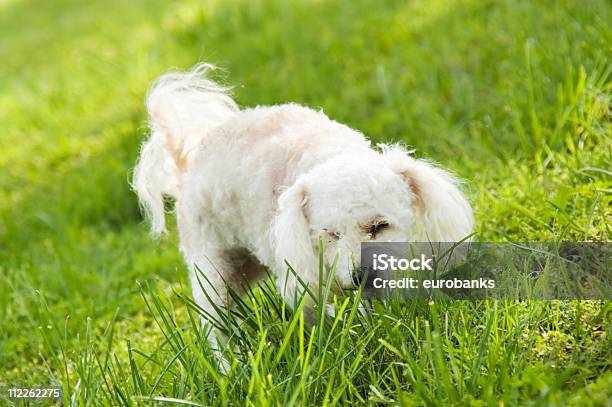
[0, 0, 610, 405]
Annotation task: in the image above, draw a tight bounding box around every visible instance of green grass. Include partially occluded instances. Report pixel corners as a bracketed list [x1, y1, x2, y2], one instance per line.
[0, 0, 610, 405]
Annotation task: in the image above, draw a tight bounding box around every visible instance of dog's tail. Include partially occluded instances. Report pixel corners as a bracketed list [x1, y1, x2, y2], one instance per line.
[133, 63, 239, 236]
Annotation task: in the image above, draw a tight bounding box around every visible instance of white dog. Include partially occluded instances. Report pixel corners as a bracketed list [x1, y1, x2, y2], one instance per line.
[133, 63, 473, 331]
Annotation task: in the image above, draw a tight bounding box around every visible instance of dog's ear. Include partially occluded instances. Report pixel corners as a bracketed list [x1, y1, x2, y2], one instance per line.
[272, 180, 318, 302]
[381, 144, 474, 241]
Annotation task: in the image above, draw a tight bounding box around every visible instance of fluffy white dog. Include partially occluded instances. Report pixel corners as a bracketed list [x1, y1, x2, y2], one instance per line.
[133, 63, 473, 330]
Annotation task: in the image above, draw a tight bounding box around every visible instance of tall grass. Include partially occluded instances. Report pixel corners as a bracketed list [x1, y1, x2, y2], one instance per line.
[32, 260, 611, 405]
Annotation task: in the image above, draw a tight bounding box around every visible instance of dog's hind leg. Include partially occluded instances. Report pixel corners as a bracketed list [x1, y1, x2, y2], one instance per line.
[185, 245, 267, 372]
[188, 252, 230, 325]
[185, 249, 235, 370]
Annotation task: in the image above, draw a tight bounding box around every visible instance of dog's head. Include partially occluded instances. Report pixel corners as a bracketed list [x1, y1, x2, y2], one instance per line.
[272, 145, 473, 292]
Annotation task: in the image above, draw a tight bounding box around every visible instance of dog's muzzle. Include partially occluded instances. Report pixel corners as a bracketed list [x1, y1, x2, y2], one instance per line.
[351, 265, 367, 287]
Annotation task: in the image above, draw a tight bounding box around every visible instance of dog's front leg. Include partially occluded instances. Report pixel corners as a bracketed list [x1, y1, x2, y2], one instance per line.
[275, 266, 319, 326]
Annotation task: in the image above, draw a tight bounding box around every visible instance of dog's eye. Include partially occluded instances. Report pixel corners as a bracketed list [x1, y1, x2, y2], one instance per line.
[370, 221, 390, 237]
[324, 229, 342, 240]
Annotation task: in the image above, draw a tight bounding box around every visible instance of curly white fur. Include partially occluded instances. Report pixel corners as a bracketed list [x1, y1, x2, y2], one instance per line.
[133, 64, 238, 235]
[133, 63, 474, 353]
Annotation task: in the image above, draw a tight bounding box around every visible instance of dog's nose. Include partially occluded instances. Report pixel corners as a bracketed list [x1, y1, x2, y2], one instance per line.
[352, 265, 366, 286]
